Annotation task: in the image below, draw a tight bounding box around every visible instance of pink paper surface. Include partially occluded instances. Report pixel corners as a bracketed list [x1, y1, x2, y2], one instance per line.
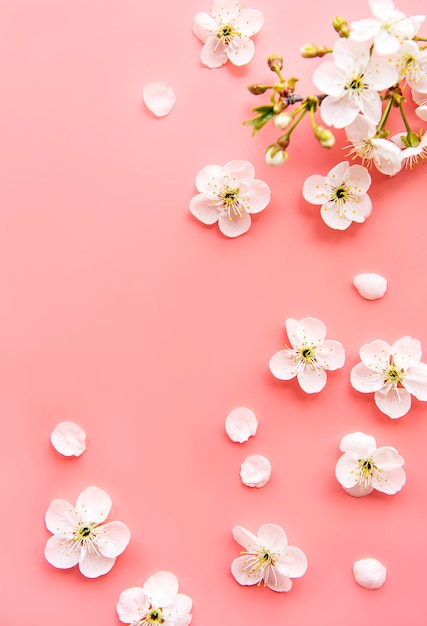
[0, 0, 426, 624]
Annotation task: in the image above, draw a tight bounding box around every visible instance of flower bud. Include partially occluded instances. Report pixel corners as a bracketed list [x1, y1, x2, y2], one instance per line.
[268, 54, 283, 72]
[314, 126, 335, 148]
[247, 83, 268, 95]
[265, 145, 289, 166]
[332, 16, 350, 37]
[300, 44, 331, 58]
[274, 112, 292, 129]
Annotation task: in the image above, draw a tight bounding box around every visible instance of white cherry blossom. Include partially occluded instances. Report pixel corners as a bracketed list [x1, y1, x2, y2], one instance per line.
[350, 0, 425, 55]
[312, 38, 399, 128]
[345, 115, 402, 175]
[350, 336, 427, 418]
[44, 486, 131, 578]
[302, 161, 372, 230]
[117, 571, 192, 626]
[189, 160, 270, 237]
[392, 40, 427, 91]
[269, 317, 345, 393]
[231, 523, 307, 592]
[335, 432, 406, 497]
[193, 0, 264, 68]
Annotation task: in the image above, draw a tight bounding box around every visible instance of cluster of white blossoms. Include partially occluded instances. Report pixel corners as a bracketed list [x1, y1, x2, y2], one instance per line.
[244, 0, 427, 229]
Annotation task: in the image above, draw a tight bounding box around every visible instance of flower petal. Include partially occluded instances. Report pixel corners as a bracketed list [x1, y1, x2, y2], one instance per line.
[200, 37, 228, 68]
[317, 340, 346, 370]
[117, 587, 150, 624]
[404, 363, 427, 400]
[240, 455, 271, 488]
[359, 339, 391, 369]
[320, 203, 352, 230]
[44, 534, 80, 569]
[97, 521, 131, 558]
[189, 194, 219, 225]
[302, 174, 329, 205]
[234, 9, 264, 36]
[218, 211, 251, 237]
[373, 465, 406, 494]
[231, 555, 262, 586]
[335, 451, 360, 488]
[232, 525, 259, 551]
[50, 421, 86, 457]
[269, 349, 297, 380]
[297, 366, 327, 393]
[192, 11, 218, 42]
[194, 164, 222, 192]
[275, 546, 308, 578]
[245, 179, 271, 214]
[353, 558, 387, 589]
[75, 486, 112, 524]
[265, 569, 293, 592]
[143, 83, 176, 117]
[374, 387, 412, 418]
[143, 571, 179, 606]
[339, 432, 377, 454]
[226, 37, 255, 66]
[350, 362, 385, 393]
[222, 160, 255, 181]
[45, 498, 79, 534]
[353, 273, 387, 300]
[225, 407, 258, 443]
[257, 523, 288, 552]
[79, 550, 117, 578]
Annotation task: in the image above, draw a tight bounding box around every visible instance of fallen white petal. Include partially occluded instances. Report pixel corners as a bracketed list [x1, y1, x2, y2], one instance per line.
[353, 273, 387, 300]
[50, 421, 86, 457]
[240, 455, 271, 488]
[353, 558, 387, 589]
[225, 407, 258, 443]
[143, 82, 176, 117]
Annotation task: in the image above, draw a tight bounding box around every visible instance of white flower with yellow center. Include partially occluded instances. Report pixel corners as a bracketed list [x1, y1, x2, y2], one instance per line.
[193, 0, 264, 68]
[117, 571, 192, 626]
[269, 317, 345, 393]
[392, 40, 427, 91]
[44, 486, 131, 578]
[350, 336, 427, 418]
[231, 523, 307, 592]
[302, 161, 372, 230]
[313, 38, 398, 128]
[335, 432, 406, 497]
[345, 114, 402, 175]
[189, 160, 270, 237]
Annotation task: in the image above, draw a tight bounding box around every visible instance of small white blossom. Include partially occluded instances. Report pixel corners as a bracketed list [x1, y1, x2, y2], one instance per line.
[269, 317, 345, 393]
[193, 0, 263, 68]
[117, 571, 192, 626]
[313, 38, 399, 128]
[350, 336, 427, 418]
[350, 0, 425, 55]
[44, 486, 131, 578]
[303, 161, 372, 230]
[231, 523, 307, 592]
[392, 40, 427, 91]
[189, 160, 270, 237]
[335, 432, 406, 497]
[345, 115, 402, 175]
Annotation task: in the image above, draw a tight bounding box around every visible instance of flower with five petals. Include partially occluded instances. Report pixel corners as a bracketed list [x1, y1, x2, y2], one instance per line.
[231, 523, 307, 592]
[44, 486, 131, 578]
[193, 0, 264, 68]
[350, 336, 427, 418]
[335, 432, 406, 497]
[117, 571, 192, 626]
[269, 317, 345, 393]
[189, 160, 270, 237]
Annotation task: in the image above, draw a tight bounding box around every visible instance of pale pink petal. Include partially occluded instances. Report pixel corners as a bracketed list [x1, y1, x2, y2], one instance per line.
[143, 83, 176, 117]
[366, 58, 399, 91]
[194, 164, 222, 193]
[117, 587, 150, 624]
[275, 546, 308, 578]
[350, 362, 385, 393]
[312, 61, 345, 96]
[218, 211, 251, 237]
[320, 203, 352, 230]
[257, 523, 288, 552]
[226, 37, 255, 66]
[234, 9, 264, 36]
[44, 534, 80, 569]
[50, 421, 86, 457]
[340, 432, 377, 454]
[373, 446, 404, 470]
[342, 483, 374, 497]
[334, 39, 371, 71]
[416, 105, 427, 122]
[75, 486, 112, 524]
[231, 555, 262, 586]
[200, 37, 228, 68]
[286, 316, 327, 345]
[327, 160, 350, 181]
[392, 336, 423, 366]
[45, 498, 79, 534]
[212, 0, 240, 19]
[269, 349, 297, 380]
[225, 407, 258, 443]
[245, 179, 271, 214]
[353, 273, 387, 300]
[302, 174, 329, 205]
[143, 571, 179, 606]
[358, 91, 382, 124]
[373, 466, 406, 494]
[404, 364, 427, 400]
[232, 525, 259, 551]
[79, 550, 116, 578]
[321, 95, 360, 128]
[348, 164, 372, 193]
[192, 12, 218, 42]
[359, 339, 391, 369]
[189, 194, 219, 225]
[345, 196, 372, 223]
[240, 455, 271, 487]
[297, 366, 327, 393]
[222, 160, 255, 181]
[265, 569, 293, 592]
[374, 387, 412, 418]
[350, 17, 380, 42]
[353, 558, 387, 589]
[335, 452, 360, 488]
[164, 594, 193, 623]
[96, 521, 131, 558]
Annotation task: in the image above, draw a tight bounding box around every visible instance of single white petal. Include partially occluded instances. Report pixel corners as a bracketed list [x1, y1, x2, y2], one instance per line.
[373, 465, 406, 494]
[265, 570, 293, 592]
[315, 340, 345, 368]
[143, 571, 179, 606]
[374, 387, 412, 418]
[359, 339, 391, 368]
[335, 452, 360, 488]
[350, 17, 381, 42]
[231, 555, 262, 586]
[348, 164, 372, 194]
[117, 587, 150, 624]
[222, 160, 255, 181]
[286, 316, 327, 344]
[353, 558, 387, 589]
[164, 593, 193, 624]
[350, 361, 385, 393]
[312, 61, 345, 96]
[194, 164, 222, 192]
[257, 523, 288, 552]
[245, 179, 271, 214]
[189, 194, 219, 225]
[232, 525, 259, 551]
[275, 546, 308, 578]
[234, 9, 264, 36]
[75, 486, 112, 524]
[44, 534, 80, 569]
[200, 37, 228, 68]
[50, 421, 86, 457]
[143, 83, 176, 117]
[320, 203, 352, 230]
[302, 174, 329, 205]
[218, 211, 251, 237]
[79, 550, 116, 578]
[391, 336, 422, 365]
[45, 498, 79, 534]
[353, 273, 387, 300]
[192, 12, 218, 43]
[404, 363, 427, 400]
[269, 349, 297, 380]
[226, 37, 255, 66]
[96, 521, 131, 558]
[320, 95, 360, 129]
[297, 366, 327, 393]
[339, 432, 377, 454]
[240, 455, 271, 488]
[342, 483, 374, 497]
[225, 407, 258, 443]
[373, 446, 404, 470]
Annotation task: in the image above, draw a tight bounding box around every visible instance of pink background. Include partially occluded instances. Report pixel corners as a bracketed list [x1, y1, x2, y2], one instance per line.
[1, 0, 426, 624]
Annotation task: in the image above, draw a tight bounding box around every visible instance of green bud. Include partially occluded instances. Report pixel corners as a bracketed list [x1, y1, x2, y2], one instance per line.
[300, 44, 331, 58]
[265, 145, 289, 166]
[247, 84, 268, 95]
[314, 125, 335, 148]
[268, 54, 283, 72]
[332, 16, 350, 38]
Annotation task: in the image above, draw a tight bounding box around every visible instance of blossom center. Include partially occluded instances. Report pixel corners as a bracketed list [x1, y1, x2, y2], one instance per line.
[356, 457, 382, 489]
[72, 521, 101, 556]
[346, 74, 367, 95]
[297, 344, 317, 366]
[384, 359, 405, 390]
[141, 607, 164, 625]
[217, 23, 239, 44]
[219, 185, 244, 219]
